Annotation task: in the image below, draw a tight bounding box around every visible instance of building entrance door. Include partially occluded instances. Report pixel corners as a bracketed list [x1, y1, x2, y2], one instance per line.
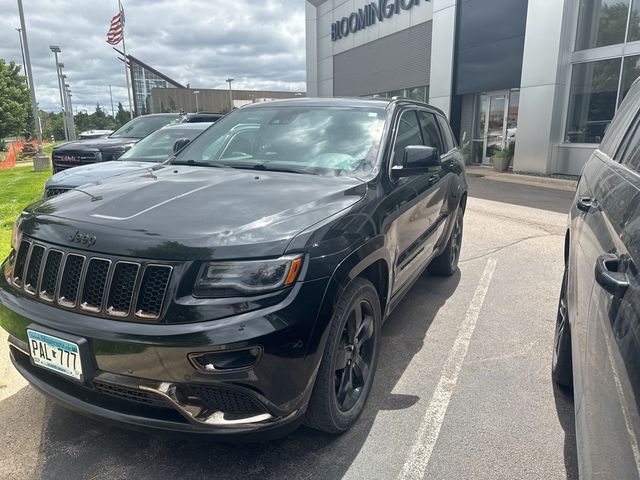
[471, 89, 518, 165]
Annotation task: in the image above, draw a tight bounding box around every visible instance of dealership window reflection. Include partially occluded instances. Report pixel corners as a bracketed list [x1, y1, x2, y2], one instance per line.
[372, 85, 429, 103]
[576, 0, 630, 50]
[566, 59, 621, 144]
[566, 55, 640, 143]
[620, 55, 640, 105]
[630, 0, 640, 41]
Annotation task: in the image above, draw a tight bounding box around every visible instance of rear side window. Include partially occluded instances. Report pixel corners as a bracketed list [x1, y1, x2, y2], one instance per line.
[436, 115, 456, 152]
[417, 111, 445, 154]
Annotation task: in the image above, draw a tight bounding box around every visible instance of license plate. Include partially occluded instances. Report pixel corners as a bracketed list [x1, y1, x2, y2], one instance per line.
[27, 329, 83, 381]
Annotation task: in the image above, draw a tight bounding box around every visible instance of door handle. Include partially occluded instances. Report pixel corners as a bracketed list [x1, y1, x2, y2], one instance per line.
[577, 197, 595, 212]
[595, 253, 629, 298]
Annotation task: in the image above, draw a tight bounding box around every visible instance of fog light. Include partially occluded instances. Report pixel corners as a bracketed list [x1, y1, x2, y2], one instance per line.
[188, 347, 262, 372]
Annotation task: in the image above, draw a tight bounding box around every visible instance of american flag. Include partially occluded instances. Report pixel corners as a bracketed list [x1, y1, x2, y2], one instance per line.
[106, 9, 124, 45]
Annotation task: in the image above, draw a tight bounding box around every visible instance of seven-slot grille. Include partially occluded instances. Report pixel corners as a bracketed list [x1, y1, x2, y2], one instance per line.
[11, 239, 172, 320]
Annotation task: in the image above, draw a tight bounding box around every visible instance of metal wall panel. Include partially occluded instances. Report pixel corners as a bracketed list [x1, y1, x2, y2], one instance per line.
[454, 0, 528, 95]
[459, 94, 474, 144]
[333, 22, 432, 97]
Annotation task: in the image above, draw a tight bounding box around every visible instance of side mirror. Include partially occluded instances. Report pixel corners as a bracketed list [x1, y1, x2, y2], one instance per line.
[173, 138, 191, 153]
[392, 145, 441, 178]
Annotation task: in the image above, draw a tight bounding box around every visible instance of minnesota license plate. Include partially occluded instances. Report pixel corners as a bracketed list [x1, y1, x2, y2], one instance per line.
[27, 329, 83, 381]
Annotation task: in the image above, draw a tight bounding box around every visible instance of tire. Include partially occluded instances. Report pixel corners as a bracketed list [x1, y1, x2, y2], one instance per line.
[552, 268, 573, 388]
[428, 207, 464, 276]
[305, 278, 381, 433]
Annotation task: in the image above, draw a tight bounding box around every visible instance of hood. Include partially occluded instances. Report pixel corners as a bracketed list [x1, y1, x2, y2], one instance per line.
[25, 166, 366, 260]
[46, 161, 162, 189]
[53, 137, 139, 151]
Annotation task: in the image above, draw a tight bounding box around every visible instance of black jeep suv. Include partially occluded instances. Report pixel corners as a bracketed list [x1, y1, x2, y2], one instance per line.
[1, 98, 467, 437]
[51, 113, 180, 174]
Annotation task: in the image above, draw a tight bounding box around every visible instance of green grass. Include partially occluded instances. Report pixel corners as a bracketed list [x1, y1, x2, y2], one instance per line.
[0, 165, 51, 259]
[42, 142, 59, 157]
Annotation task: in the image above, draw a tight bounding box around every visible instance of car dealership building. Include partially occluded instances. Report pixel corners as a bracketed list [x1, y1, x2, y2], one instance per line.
[305, 0, 640, 175]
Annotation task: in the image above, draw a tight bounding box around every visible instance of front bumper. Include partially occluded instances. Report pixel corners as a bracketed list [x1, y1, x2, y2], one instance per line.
[0, 272, 330, 436]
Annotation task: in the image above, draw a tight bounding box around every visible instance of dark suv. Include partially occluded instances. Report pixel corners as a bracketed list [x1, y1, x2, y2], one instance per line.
[51, 113, 180, 173]
[1, 98, 467, 437]
[553, 79, 640, 477]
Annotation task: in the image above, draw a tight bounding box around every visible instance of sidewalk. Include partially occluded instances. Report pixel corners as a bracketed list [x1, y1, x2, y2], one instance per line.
[465, 165, 578, 192]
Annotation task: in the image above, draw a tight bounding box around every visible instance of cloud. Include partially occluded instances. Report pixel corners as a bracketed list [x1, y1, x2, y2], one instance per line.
[1, 0, 306, 113]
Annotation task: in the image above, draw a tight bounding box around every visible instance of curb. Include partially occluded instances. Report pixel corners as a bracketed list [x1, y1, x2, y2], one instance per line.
[466, 166, 577, 192]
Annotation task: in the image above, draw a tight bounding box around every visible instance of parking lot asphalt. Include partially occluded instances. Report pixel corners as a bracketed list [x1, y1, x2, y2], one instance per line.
[0, 175, 578, 480]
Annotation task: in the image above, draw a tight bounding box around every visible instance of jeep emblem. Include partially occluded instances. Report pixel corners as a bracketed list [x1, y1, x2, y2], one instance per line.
[68, 230, 97, 246]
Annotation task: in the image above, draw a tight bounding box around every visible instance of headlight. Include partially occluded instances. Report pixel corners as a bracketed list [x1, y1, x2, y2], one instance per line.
[11, 219, 21, 251]
[194, 255, 303, 297]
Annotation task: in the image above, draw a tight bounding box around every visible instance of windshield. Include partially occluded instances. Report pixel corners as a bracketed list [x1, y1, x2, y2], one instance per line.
[119, 126, 208, 162]
[110, 115, 180, 139]
[174, 106, 388, 176]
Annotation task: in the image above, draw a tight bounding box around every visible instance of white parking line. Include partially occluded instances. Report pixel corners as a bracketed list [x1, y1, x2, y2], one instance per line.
[398, 257, 498, 480]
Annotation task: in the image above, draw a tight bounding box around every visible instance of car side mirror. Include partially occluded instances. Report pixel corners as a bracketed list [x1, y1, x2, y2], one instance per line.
[392, 145, 441, 178]
[173, 138, 191, 153]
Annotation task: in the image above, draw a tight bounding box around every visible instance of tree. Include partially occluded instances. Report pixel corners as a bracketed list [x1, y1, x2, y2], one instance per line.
[39, 110, 65, 141]
[0, 59, 31, 139]
[92, 103, 110, 129]
[115, 102, 130, 127]
[74, 110, 92, 134]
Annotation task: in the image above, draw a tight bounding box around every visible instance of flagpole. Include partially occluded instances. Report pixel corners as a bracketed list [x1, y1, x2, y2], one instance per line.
[119, 0, 134, 118]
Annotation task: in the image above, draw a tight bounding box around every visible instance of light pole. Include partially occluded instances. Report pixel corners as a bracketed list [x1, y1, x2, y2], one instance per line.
[49, 45, 69, 141]
[226, 78, 234, 111]
[64, 83, 75, 139]
[109, 84, 115, 118]
[61, 75, 75, 140]
[193, 90, 200, 112]
[15, 28, 28, 86]
[17, 0, 43, 149]
[60, 70, 70, 140]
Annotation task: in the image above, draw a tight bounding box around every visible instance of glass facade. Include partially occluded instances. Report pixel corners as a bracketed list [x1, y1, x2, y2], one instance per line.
[566, 58, 620, 143]
[567, 1, 640, 143]
[470, 89, 519, 164]
[621, 55, 640, 104]
[372, 85, 429, 103]
[575, 0, 630, 50]
[130, 62, 180, 116]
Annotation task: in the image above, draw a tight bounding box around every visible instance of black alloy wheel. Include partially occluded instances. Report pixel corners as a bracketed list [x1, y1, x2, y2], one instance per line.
[552, 268, 573, 388]
[449, 211, 463, 271]
[429, 207, 464, 276]
[306, 278, 381, 433]
[334, 298, 376, 412]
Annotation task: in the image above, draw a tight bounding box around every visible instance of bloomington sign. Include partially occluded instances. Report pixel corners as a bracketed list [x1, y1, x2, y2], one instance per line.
[331, 0, 426, 42]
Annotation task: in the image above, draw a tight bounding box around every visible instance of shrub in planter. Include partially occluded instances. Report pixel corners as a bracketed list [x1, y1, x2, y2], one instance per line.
[460, 141, 470, 164]
[491, 147, 511, 172]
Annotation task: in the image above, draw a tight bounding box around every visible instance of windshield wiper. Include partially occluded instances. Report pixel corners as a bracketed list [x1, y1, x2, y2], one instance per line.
[172, 160, 313, 174]
[172, 159, 229, 168]
[248, 163, 312, 175]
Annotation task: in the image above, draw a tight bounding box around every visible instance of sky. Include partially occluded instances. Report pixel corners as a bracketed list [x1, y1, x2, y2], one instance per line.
[1, 0, 306, 114]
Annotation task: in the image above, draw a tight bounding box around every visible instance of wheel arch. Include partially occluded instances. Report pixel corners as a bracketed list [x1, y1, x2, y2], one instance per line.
[459, 191, 468, 211]
[303, 236, 392, 363]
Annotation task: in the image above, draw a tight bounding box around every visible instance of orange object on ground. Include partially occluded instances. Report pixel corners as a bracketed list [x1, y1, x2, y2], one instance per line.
[0, 140, 46, 169]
